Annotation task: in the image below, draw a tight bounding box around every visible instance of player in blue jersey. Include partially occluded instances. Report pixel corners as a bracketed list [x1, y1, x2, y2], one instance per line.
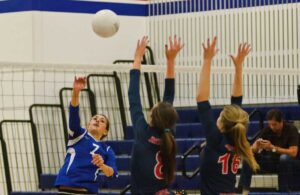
[196, 37, 259, 194]
[128, 36, 184, 195]
[55, 76, 118, 195]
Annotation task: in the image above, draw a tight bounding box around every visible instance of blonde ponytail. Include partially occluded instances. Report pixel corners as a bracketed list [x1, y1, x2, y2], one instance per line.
[221, 105, 259, 172]
[232, 123, 260, 172]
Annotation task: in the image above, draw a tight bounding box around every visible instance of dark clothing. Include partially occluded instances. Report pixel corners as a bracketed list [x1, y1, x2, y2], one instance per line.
[128, 69, 175, 194]
[260, 123, 299, 157]
[197, 96, 243, 195]
[240, 154, 295, 192]
[239, 122, 299, 191]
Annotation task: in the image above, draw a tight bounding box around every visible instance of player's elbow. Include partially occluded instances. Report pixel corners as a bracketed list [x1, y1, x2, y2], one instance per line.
[102, 165, 114, 177]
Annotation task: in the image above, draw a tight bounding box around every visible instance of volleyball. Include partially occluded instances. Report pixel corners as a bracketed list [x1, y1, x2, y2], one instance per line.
[92, 9, 120, 38]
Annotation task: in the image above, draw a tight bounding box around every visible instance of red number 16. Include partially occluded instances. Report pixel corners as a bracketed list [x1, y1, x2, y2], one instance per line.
[218, 153, 240, 174]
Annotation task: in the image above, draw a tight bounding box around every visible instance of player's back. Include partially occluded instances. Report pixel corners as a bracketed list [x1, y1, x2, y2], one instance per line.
[197, 98, 243, 194]
[200, 136, 239, 195]
[130, 125, 167, 194]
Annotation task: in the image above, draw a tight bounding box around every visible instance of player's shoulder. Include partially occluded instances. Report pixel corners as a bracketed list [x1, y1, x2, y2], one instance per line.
[135, 116, 148, 128]
[100, 142, 115, 153]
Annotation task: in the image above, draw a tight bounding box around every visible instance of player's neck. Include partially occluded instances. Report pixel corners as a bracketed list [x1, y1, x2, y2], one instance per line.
[88, 130, 102, 141]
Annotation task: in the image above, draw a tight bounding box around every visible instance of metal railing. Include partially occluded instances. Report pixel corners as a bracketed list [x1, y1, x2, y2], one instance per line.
[0, 120, 42, 195]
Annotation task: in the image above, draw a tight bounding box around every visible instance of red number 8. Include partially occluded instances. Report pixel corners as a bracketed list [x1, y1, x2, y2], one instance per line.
[154, 151, 164, 180]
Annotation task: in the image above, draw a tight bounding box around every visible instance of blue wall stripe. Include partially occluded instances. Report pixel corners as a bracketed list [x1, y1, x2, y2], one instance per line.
[0, 0, 148, 16]
[149, 0, 300, 16]
[0, 0, 299, 15]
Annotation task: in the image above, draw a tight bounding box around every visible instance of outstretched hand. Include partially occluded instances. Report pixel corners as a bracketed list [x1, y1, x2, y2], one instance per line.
[73, 76, 86, 93]
[133, 36, 149, 70]
[230, 43, 251, 69]
[202, 37, 218, 61]
[165, 35, 184, 62]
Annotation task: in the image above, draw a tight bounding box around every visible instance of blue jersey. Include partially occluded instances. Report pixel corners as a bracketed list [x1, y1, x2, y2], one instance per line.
[128, 69, 175, 194]
[197, 96, 242, 195]
[55, 105, 118, 194]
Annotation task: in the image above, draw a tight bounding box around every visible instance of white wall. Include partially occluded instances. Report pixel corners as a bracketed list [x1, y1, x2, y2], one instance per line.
[33, 12, 146, 64]
[0, 3, 147, 64]
[0, 12, 35, 62]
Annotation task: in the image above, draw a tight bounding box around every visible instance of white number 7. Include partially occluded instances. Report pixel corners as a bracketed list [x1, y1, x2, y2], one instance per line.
[90, 143, 101, 181]
[90, 143, 99, 155]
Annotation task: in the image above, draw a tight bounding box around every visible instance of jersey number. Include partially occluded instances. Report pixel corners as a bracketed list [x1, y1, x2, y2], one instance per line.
[154, 151, 164, 180]
[217, 153, 240, 174]
[90, 143, 101, 181]
[65, 144, 102, 181]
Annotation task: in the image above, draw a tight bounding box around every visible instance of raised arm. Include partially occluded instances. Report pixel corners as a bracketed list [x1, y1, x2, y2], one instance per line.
[230, 43, 251, 106]
[128, 36, 148, 126]
[196, 37, 221, 144]
[165, 35, 184, 79]
[163, 35, 184, 104]
[71, 76, 86, 107]
[69, 77, 86, 137]
[196, 37, 218, 102]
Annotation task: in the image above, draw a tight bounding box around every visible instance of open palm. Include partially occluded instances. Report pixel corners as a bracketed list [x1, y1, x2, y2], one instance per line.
[73, 76, 86, 92]
[230, 43, 251, 68]
[165, 35, 184, 61]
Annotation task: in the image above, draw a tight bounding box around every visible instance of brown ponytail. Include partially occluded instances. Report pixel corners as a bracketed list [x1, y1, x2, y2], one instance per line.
[160, 132, 177, 185]
[151, 102, 178, 185]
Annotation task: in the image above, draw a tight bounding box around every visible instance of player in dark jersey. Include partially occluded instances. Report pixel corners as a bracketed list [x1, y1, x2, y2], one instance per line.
[55, 76, 118, 195]
[128, 36, 183, 194]
[196, 37, 259, 195]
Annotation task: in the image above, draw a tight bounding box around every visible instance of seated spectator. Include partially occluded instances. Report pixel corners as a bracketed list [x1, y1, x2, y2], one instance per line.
[238, 109, 299, 193]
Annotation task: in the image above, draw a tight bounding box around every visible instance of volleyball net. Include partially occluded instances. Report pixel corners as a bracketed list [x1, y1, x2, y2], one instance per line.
[0, 62, 299, 194]
[0, 62, 299, 136]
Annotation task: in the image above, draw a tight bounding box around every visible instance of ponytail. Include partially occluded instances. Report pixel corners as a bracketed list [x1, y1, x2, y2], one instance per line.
[232, 123, 259, 172]
[160, 132, 176, 185]
[150, 102, 178, 185]
[221, 105, 259, 172]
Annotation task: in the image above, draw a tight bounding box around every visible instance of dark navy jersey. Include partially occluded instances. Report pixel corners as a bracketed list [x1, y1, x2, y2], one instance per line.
[197, 96, 243, 195]
[128, 69, 175, 194]
[55, 105, 118, 194]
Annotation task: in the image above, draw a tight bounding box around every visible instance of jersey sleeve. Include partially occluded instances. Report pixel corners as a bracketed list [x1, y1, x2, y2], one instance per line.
[163, 79, 175, 104]
[68, 104, 85, 139]
[231, 96, 243, 107]
[128, 69, 147, 139]
[105, 146, 118, 178]
[197, 101, 222, 145]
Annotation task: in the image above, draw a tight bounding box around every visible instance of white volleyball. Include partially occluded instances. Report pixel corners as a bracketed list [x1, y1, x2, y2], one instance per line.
[92, 9, 120, 38]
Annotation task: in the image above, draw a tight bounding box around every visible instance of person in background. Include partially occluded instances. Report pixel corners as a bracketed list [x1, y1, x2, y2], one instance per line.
[239, 108, 299, 193]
